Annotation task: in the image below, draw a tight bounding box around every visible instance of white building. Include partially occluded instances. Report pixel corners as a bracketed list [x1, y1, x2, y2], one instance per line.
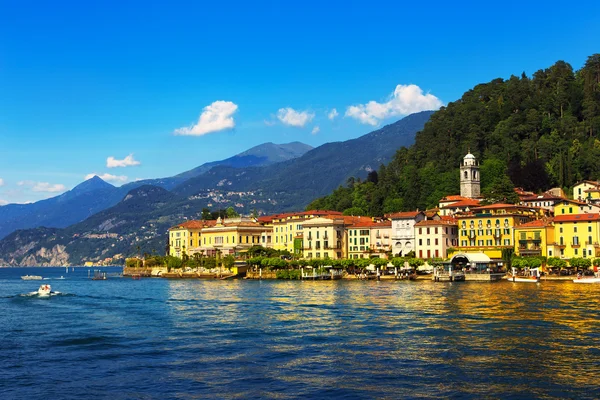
[388, 211, 426, 256]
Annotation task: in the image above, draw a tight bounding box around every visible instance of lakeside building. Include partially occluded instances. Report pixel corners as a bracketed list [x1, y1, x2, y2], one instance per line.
[455, 204, 547, 260]
[168, 220, 217, 257]
[270, 210, 342, 254]
[302, 216, 347, 259]
[346, 218, 392, 259]
[513, 219, 554, 258]
[415, 217, 458, 259]
[551, 199, 600, 259]
[388, 211, 427, 256]
[198, 217, 267, 256]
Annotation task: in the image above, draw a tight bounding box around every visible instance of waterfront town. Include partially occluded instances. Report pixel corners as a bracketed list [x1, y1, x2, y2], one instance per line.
[139, 153, 600, 280]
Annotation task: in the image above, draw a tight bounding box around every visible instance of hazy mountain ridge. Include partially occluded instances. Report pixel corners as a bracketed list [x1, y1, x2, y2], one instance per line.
[0, 113, 431, 265]
[0, 142, 313, 239]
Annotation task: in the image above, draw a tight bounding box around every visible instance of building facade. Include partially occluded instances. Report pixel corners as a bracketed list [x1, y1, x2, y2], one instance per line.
[415, 218, 458, 259]
[389, 211, 426, 256]
[302, 217, 346, 259]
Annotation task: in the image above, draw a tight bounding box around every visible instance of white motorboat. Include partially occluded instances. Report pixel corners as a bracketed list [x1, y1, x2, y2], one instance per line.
[507, 267, 541, 283]
[21, 275, 43, 280]
[37, 284, 52, 296]
[573, 272, 600, 283]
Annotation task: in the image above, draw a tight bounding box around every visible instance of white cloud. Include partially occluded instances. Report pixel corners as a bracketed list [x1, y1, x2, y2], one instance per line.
[174, 100, 238, 136]
[277, 107, 314, 127]
[0, 178, 4, 186]
[263, 119, 276, 126]
[107, 154, 140, 168]
[328, 108, 339, 120]
[85, 173, 128, 183]
[345, 84, 443, 126]
[17, 180, 66, 193]
[0, 199, 7, 206]
[311, 126, 320, 135]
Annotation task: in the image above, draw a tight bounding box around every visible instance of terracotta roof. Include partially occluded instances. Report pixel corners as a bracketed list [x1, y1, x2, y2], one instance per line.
[555, 199, 588, 206]
[386, 211, 423, 219]
[442, 199, 481, 208]
[257, 215, 275, 223]
[584, 188, 600, 193]
[473, 203, 523, 210]
[439, 195, 470, 202]
[554, 214, 600, 223]
[574, 180, 600, 186]
[348, 219, 392, 228]
[516, 219, 553, 228]
[415, 219, 457, 226]
[169, 220, 217, 230]
[440, 215, 457, 222]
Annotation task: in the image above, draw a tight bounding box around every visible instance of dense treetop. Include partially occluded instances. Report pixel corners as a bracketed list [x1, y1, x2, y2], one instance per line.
[308, 54, 600, 215]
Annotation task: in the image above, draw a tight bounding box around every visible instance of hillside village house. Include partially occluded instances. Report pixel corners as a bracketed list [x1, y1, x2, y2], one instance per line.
[573, 180, 600, 202]
[198, 217, 266, 256]
[520, 192, 565, 210]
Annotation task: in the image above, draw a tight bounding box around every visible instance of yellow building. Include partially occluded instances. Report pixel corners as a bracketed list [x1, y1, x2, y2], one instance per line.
[168, 220, 216, 257]
[552, 213, 600, 260]
[456, 204, 544, 260]
[514, 219, 554, 258]
[199, 217, 268, 256]
[573, 180, 600, 202]
[302, 216, 347, 259]
[553, 199, 600, 216]
[271, 210, 343, 255]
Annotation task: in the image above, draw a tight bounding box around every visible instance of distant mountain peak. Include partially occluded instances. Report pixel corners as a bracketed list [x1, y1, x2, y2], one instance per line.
[69, 175, 114, 196]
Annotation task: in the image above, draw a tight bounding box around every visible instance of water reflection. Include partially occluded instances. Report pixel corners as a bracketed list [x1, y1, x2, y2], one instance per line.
[148, 279, 600, 398]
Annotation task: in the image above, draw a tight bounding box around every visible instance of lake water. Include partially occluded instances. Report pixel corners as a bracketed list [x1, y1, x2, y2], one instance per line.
[1, 267, 599, 399]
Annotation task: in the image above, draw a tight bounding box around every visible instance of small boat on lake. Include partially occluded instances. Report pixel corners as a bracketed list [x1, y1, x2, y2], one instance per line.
[507, 267, 541, 283]
[37, 284, 52, 296]
[21, 275, 43, 280]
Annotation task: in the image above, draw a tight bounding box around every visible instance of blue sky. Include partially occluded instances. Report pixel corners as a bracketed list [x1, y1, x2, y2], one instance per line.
[0, 0, 599, 204]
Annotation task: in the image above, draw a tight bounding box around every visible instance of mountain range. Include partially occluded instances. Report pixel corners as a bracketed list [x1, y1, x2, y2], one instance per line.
[0, 142, 313, 240]
[0, 111, 432, 265]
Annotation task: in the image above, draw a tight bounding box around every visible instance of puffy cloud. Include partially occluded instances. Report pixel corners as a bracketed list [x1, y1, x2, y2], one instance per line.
[345, 84, 443, 126]
[0, 178, 4, 187]
[311, 126, 320, 135]
[277, 107, 314, 127]
[264, 119, 276, 126]
[328, 108, 339, 120]
[174, 100, 238, 136]
[85, 173, 128, 183]
[107, 154, 140, 168]
[0, 199, 7, 206]
[17, 180, 66, 193]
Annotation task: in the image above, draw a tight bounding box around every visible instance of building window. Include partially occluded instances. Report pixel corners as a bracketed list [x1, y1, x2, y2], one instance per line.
[589, 225, 593, 232]
[427, 239, 430, 245]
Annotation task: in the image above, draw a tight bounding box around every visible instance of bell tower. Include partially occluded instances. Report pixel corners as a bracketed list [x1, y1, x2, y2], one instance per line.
[460, 152, 480, 198]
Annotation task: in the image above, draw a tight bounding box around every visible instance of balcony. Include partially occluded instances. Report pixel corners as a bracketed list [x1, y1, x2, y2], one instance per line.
[571, 242, 581, 248]
[553, 242, 566, 248]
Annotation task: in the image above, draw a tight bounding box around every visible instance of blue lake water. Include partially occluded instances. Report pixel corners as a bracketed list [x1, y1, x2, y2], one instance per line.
[1, 267, 599, 399]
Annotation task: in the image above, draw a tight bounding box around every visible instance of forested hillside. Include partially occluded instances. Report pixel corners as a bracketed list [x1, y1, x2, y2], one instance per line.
[308, 54, 600, 215]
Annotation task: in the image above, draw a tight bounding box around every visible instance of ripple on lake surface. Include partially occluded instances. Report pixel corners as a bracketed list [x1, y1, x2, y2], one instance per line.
[1, 267, 600, 399]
